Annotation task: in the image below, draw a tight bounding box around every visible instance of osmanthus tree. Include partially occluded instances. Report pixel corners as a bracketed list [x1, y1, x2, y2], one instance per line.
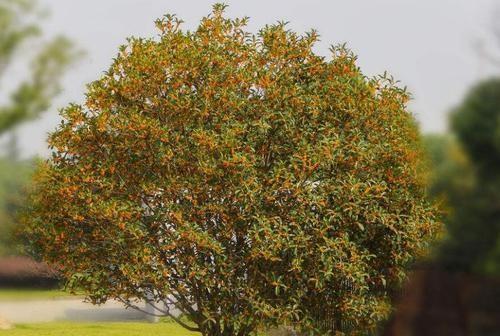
[24, 4, 437, 335]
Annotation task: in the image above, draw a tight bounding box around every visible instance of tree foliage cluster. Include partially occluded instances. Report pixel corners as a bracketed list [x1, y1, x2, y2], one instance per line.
[0, 0, 76, 135]
[0, 0, 76, 257]
[428, 79, 500, 275]
[25, 5, 437, 335]
[0, 157, 33, 256]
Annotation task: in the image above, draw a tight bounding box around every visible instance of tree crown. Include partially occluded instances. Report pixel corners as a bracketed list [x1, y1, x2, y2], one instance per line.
[25, 5, 437, 335]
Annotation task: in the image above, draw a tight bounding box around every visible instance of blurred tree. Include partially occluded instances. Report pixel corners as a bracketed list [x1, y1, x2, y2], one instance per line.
[0, 0, 76, 135]
[0, 0, 77, 256]
[24, 5, 437, 335]
[452, 79, 500, 174]
[423, 134, 474, 205]
[0, 157, 33, 256]
[433, 79, 500, 275]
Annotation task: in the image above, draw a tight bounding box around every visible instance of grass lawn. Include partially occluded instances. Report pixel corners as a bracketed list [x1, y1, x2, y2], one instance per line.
[0, 322, 199, 335]
[0, 289, 76, 301]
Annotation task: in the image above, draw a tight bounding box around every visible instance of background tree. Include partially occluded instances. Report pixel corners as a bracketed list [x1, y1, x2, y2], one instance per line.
[433, 78, 500, 275]
[0, 157, 33, 256]
[0, 0, 75, 134]
[0, 0, 77, 256]
[25, 5, 437, 335]
[423, 134, 474, 206]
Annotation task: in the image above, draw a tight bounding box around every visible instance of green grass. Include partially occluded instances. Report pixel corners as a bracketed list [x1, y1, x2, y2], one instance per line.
[0, 322, 199, 335]
[0, 289, 76, 301]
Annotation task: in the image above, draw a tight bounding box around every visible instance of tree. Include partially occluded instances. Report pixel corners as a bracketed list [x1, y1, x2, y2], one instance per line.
[423, 134, 474, 204]
[0, 0, 76, 135]
[434, 79, 500, 275]
[24, 5, 437, 335]
[0, 0, 77, 257]
[0, 157, 34, 256]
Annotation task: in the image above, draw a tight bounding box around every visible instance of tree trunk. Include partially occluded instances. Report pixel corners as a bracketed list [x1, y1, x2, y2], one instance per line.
[201, 324, 253, 336]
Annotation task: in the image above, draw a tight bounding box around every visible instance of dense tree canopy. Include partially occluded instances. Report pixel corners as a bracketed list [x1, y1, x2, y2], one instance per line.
[25, 5, 437, 335]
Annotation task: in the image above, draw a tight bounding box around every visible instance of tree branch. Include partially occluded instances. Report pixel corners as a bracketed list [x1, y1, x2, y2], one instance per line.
[117, 296, 201, 332]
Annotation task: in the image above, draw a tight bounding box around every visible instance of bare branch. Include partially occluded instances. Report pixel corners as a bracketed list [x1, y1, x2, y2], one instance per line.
[117, 296, 201, 332]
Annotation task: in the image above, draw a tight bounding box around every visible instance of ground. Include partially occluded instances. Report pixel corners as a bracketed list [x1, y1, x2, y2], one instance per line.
[0, 289, 272, 335]
[0, 322, 199, 336]
[0, 289, 74, 301]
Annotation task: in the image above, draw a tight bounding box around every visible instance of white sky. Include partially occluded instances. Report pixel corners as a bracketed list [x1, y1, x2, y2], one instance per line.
[10, 0, 500, 157]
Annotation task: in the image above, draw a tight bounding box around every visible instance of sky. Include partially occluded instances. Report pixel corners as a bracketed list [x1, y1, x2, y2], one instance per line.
[10, 0, 500, 157]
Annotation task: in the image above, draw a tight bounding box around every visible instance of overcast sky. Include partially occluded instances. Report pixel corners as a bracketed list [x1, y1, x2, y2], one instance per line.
[10, 0, 500, 157]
